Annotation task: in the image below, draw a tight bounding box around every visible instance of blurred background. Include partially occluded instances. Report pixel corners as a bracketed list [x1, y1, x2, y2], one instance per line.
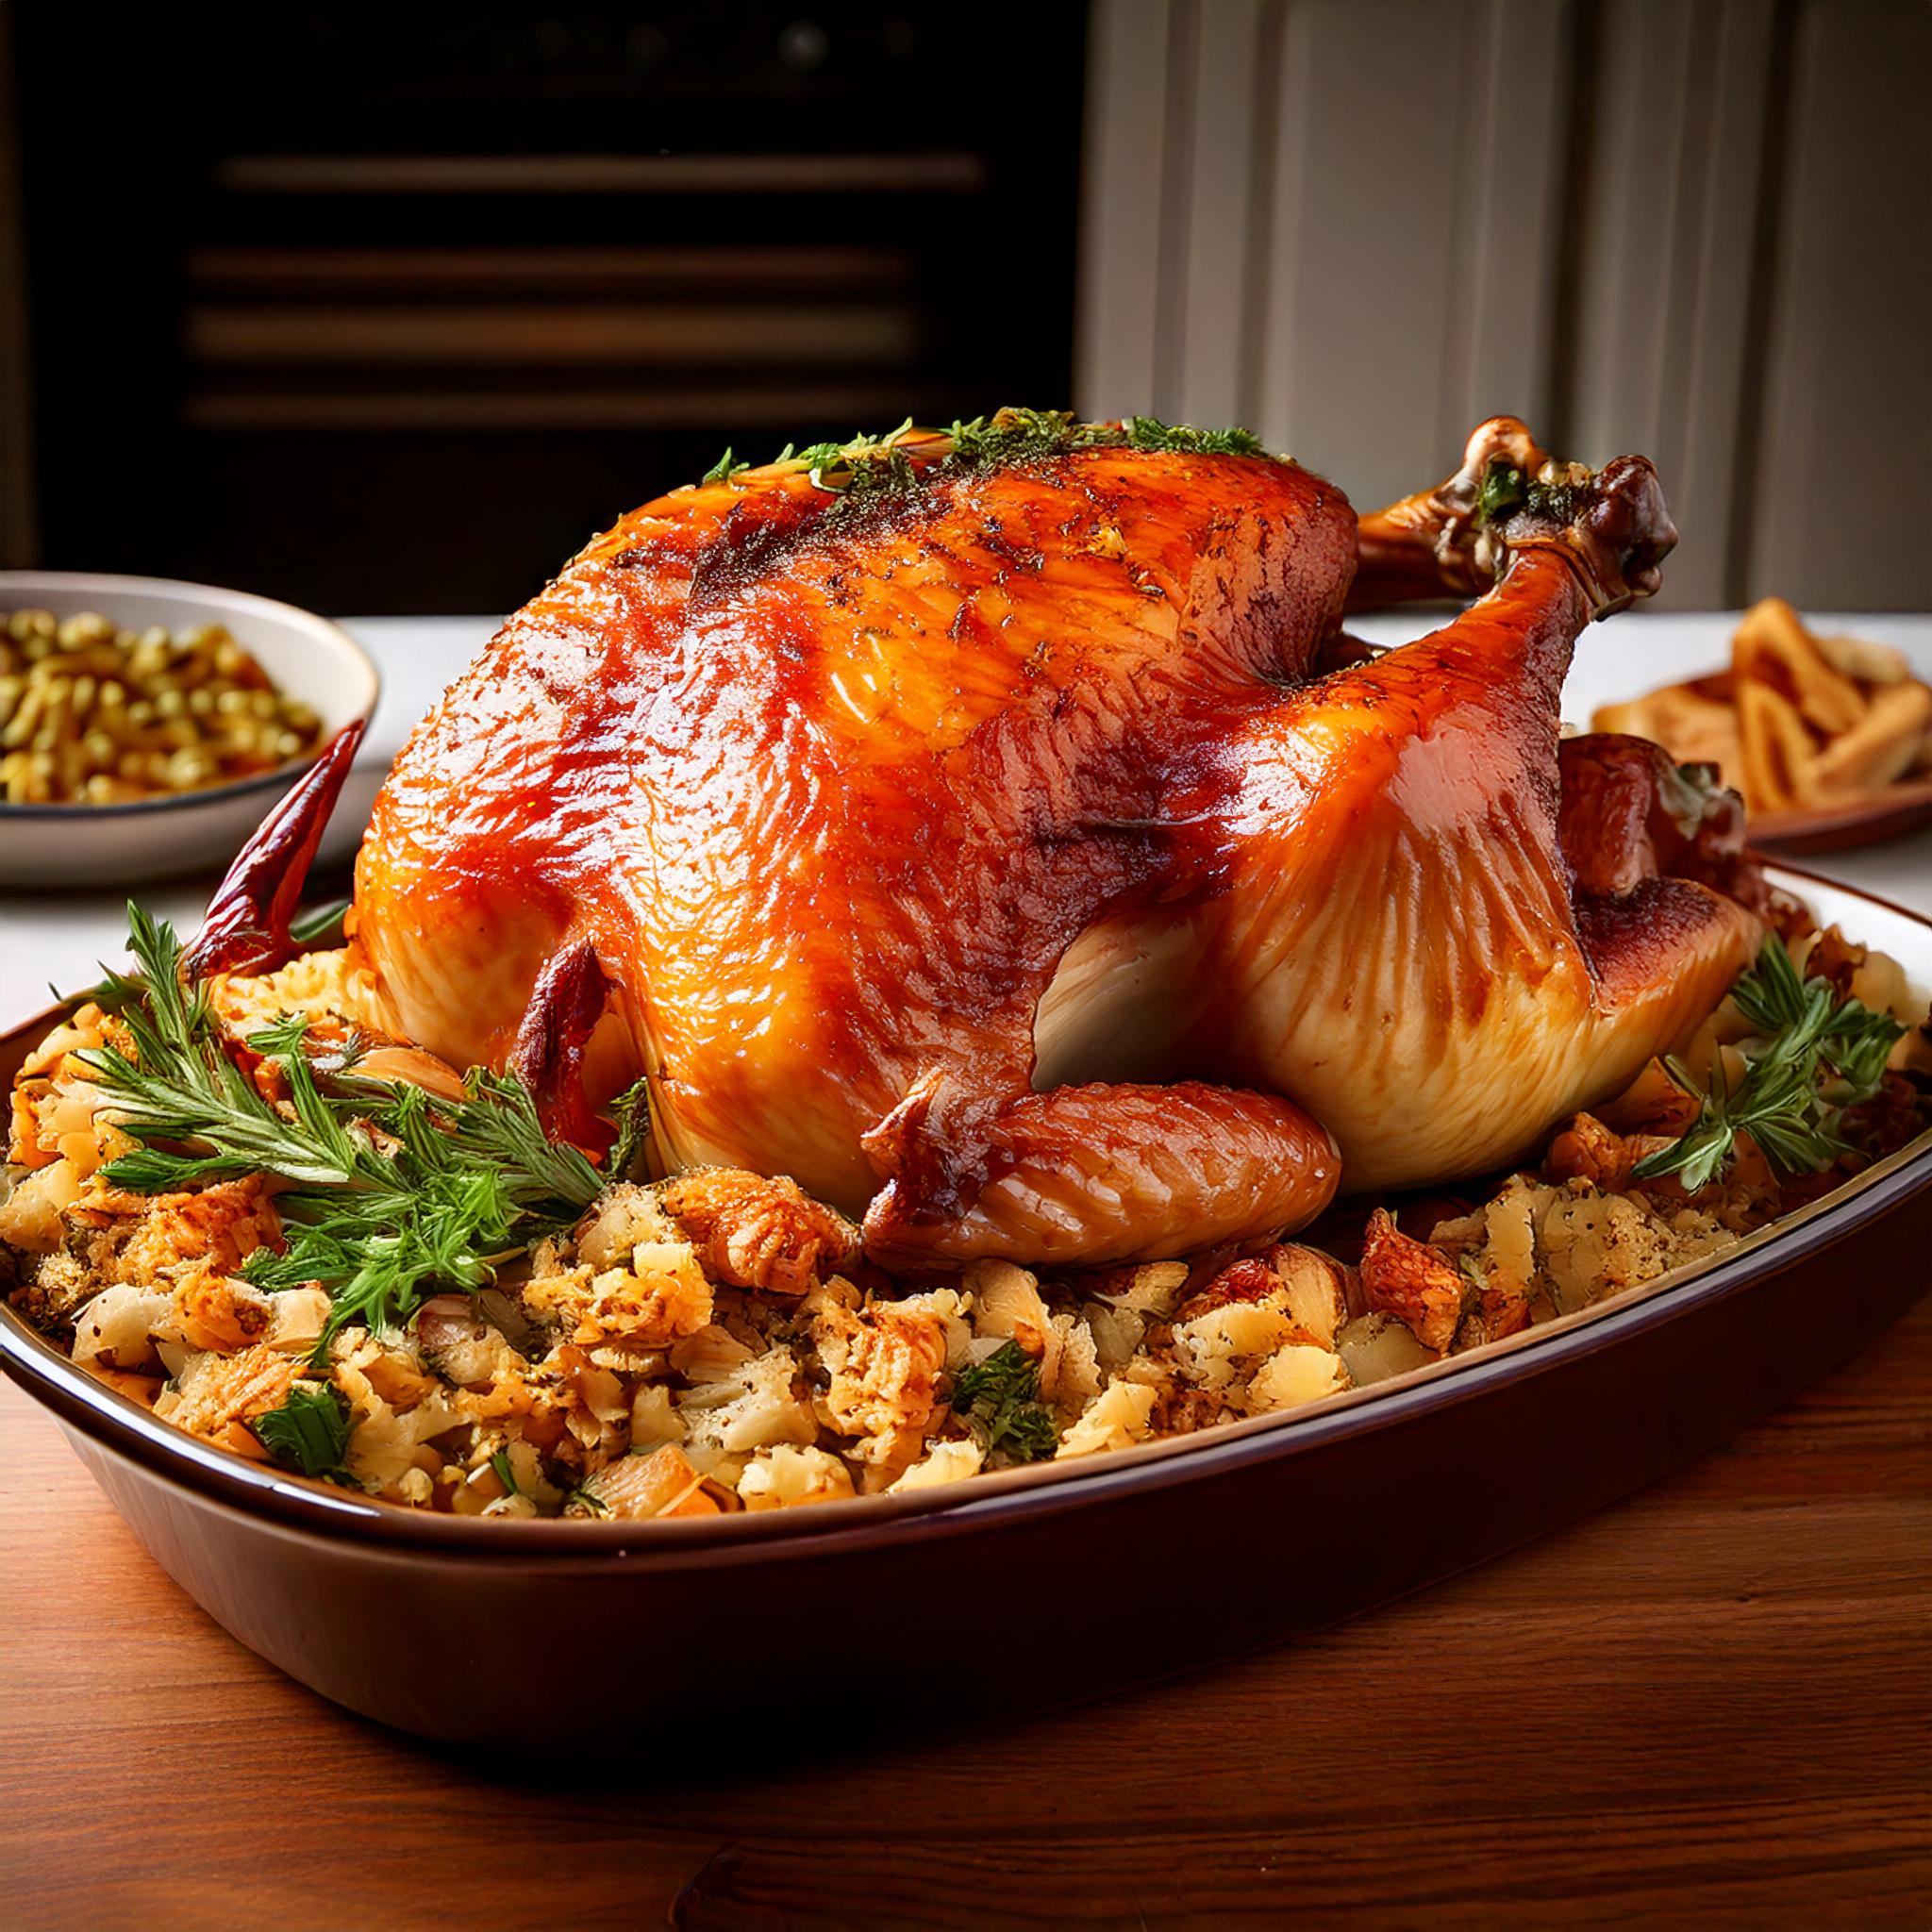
[0, 0, 1925, 616]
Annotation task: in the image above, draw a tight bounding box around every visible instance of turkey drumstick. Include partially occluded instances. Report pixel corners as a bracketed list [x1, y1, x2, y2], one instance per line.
[1345, 414, 1674, 615]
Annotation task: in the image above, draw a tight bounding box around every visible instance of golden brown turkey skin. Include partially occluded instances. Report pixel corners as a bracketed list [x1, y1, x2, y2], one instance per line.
[353, 426, 1758, 1264]
[1185, 554, 1757, 1191]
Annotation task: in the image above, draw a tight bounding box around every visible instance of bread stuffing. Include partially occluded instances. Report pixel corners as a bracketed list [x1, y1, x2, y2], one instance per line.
[2, 904, 1925, 1520]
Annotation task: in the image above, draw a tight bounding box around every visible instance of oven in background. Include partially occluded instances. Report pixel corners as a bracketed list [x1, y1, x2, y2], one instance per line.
[5, 5, 1087, 613]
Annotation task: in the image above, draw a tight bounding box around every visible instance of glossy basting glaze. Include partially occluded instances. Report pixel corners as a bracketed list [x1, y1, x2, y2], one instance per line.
[226, 415, 1763, 1268]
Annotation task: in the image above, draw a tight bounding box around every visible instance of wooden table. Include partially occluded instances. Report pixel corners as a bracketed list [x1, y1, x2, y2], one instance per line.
[2, 1295, 1926, 1930]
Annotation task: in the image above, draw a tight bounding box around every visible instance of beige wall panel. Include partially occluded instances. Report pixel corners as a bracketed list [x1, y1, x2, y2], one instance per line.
[1170, 0, 1270, 428]
[1077, 0, 1927, 608]
[1430, 0, 1570, 466]
[1567, 0, 1776, 607]
[1076, 0, 1175, 421]
[1747, 0, 1932, 608]
[1083, 0, 1570, 515]
[1253, 0, 1481, 511]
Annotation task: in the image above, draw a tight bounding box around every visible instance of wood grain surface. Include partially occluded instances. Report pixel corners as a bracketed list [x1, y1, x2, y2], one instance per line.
[0, 1294, 1926, 1931]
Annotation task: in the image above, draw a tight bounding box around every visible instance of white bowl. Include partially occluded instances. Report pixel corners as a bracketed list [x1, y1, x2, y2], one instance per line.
[0, 572, 379, 889]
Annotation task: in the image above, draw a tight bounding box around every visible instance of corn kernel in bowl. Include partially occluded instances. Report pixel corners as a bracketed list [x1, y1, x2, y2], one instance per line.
[0, 608, 325, 807]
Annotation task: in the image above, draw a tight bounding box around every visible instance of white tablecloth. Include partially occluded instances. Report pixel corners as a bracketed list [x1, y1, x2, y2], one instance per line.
[2, 611, 1928, 1022]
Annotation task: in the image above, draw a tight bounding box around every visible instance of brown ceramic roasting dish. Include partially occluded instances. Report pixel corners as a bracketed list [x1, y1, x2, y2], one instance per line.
[2, 869, 1926, 1750]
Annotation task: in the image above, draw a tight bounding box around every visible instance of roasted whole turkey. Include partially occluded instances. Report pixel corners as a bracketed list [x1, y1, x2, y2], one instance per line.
[240, 413, 1767, 1267]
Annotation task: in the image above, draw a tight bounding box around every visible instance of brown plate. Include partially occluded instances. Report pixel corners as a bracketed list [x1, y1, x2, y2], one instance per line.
[2, 866, 1928, 1749]
[1747, 779, 1932, 856]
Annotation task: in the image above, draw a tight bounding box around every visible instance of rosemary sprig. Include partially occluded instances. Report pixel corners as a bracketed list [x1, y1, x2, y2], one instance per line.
[607, 1074, 654, 1181]
[1634, 939, 1906, 1192]
[75, 908, 624, 1353]
[289, 898, 350, 948]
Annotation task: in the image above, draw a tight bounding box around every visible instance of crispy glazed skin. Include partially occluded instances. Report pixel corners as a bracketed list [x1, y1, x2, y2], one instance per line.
[353, 425, 1759, 1264]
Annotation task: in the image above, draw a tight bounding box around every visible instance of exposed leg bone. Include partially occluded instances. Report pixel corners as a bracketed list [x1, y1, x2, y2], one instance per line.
[1346, 417, 1676, 618]
[184, 723, 364, 980]
[1347, 416, 1549, 609]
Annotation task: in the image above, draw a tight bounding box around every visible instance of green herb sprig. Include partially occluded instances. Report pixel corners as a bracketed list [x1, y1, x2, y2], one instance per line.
[1634, 938, 1906, 1193]
[253, 1381, 358, 1484]
[949, 1341, 1058, 1464]
[1474, 457, 1591, 531]
[697, 408, 1274, 508]
[1119, 415, 1265, 457]
[606, 1074, 654, 1181]
[77, 908, 635, 1355]
[1474, 459, 1527, 526]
